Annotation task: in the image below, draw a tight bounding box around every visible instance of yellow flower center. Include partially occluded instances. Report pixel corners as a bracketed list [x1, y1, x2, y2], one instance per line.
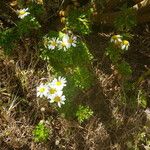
[49, 88, 56, 94]
[54, 96, 61, 102]
[39, 87, 45, 93]
[19, 10, 26, 15]
[123, 40, 129, 45]
[112, 35, 119, 40]
[51, 41, 57, 46]
[61, 42, 66, 47]
[56, 81, 62, 86]
[68, 38, 73, 44]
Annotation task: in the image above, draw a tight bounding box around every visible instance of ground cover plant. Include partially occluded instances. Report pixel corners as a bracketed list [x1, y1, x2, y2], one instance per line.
[0, 0, 150, 149]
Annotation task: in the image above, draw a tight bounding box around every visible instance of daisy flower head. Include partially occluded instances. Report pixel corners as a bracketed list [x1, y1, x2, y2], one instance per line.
[48, 38, 59, 50]
[51, 76, 67, 90]
[50, 92, 66, 107]
[17, 8, 30, 19]
[37, 83, 48, 98]
[46, 84, 62, 99]
[121, 40, 130, 50]
[110, 35, 122, 44]
[68, 35, 77, 47]
[58, 34, 71, 51]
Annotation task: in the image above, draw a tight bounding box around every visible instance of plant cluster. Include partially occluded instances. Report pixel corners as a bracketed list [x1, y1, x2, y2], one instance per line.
[65, 8, 93, 35]
[0, 7, 40, 55]
[40, 30, 93, 89]
[43, 32, 77, 51]
[2, 2, 94, 118]
[76, 105, 93, 123]
[0, 2, 95, 138]
[33, 121, 50, 142]
[106, 4, 137, 78]
[39, 29, 94, 117]
[37, 76, 67, 107]
[106, 34, 132, 77]
[114, 5, 137, 32]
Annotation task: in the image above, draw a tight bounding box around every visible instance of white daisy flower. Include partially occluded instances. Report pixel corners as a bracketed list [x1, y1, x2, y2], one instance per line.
[58, 34, 71, 51]
[17, 8, 30, 19]
[37, 83, 48, 98]
[48, 38, 59, 50]
[110, 35, 122, 44]
[68, 35, 77, 47]
[50, 92, 66, 107]
[46, 84, 62, 99]
[121, 40, 130, 50]
[51, 76, 67, 90]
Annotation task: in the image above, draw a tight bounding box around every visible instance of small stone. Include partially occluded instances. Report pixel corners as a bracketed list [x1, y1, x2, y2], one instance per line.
[40, 107, 45, 112]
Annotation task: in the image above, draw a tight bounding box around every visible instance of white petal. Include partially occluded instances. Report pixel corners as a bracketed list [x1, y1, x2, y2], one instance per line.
[125, 46, 128, 50]
[50, 99, 54, 103]
[62, 96, 66, 101]
[118, 39, 122, 42]
[57, 91, 63, 96]
[25, 8, 29, 11]
[72, 43, 76, 47]
[114, 40, 117, 44]
[73, 36, 77, 40]
[37, 92, 40, 97]
[58, 102, 61, 107]
[39, 94, 43, 98]
[110, 39, 113, 42]
[61, 101, 65, 104]
[121, 45, 125, 50]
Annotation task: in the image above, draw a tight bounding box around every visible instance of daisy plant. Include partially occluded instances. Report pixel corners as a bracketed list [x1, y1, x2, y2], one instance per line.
[50, 91, 66, 108]
[106, 34, 132, 76]
[36, 76, 67, 108]
[110, 35, 130, 51]
[37, 83, 48, 98]
[58, 34, 72, 51]
[51, 76, 67, 90]
[67, 34, 77, 47]
[48, 38, 59, 50]
[17, 8, 30, 19]
[43, 33, 77, 51]
[110, 35, 122, 44]
[40, 31, 93, 89]
[46, 85, 58, 99]
[121, 40, 130, 50]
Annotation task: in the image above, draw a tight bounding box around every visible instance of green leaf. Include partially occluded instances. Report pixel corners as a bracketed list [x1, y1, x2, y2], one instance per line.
[117, 61, 132, 76]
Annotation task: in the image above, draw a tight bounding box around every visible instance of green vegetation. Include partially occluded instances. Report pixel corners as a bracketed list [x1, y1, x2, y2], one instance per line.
[33, 121, 50, 142]
[0, 0, 149, 149]
[76, 105, 93, 123]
